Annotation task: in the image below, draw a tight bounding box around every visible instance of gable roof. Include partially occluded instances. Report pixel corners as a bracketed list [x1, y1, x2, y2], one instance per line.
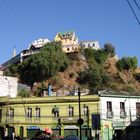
[58, 31, 75, 39]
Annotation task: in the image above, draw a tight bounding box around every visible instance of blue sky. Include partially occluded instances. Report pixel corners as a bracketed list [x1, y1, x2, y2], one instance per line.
[0, 0, 140, 66]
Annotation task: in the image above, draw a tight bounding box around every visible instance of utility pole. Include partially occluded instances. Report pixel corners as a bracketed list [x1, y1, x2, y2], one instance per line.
[78, 88, 84, 140]
[129, 94, 132, 123]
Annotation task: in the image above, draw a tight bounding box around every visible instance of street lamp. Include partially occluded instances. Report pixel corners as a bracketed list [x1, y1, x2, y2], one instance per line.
[128, 94, 132, 123]
[5, 77, 10, 125]
[124, 94, 132, 124]
[78, 88, 84, 140]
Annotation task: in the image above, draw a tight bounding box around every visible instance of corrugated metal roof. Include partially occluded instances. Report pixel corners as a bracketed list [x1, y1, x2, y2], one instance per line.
[98, 90, 140, 98]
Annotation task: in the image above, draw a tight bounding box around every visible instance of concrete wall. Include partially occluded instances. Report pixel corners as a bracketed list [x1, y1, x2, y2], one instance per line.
[0, 76, 18, 98]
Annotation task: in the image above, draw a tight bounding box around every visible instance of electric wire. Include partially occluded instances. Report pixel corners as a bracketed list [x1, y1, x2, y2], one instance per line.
[126, 0, 140, 25]
[134, 0, 140, 10]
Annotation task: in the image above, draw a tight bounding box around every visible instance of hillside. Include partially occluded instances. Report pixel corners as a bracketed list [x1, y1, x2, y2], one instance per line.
[33, 53, 140, 94]
[104, 57, 140, 91]
[6, 42, 139, 95]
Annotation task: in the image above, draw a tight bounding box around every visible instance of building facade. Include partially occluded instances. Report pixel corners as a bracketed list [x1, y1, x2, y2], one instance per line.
[0, 95, 99, 139]
[1, 38, 50, 70]
[99, 90, 140, 140]
[54, 31, 79, 53]
[79, 41, 100, 50]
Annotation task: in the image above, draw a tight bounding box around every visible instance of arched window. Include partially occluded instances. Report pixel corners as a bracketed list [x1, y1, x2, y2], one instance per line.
[26, 106, 32, 118]
[83, 104, 89, 116]
[52, 105, 59, 117]
[35, 106, 40, 118]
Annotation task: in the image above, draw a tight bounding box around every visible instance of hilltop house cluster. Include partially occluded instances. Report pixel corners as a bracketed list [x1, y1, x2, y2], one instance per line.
[1, 31, 100, 70]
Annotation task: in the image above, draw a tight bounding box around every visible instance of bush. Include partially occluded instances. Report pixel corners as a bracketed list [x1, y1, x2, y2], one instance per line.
[116, 57, 138, 71]
[4, 64, 18, 77]
[18, 89, 30, 97]
[133, 73, 140, 82]
[84, 48, 108, 64]
[124, 85, 135, 93]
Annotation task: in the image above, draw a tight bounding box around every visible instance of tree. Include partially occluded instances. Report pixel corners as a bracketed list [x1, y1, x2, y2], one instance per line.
[78, 65, 111, 94]
[18, 41, 70, 86]
[4, 64, 18, 77]
[104, 43, 116, 57]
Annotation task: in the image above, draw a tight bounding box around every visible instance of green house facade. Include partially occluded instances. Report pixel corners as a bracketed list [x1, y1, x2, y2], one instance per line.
[0, 95, 99, 139]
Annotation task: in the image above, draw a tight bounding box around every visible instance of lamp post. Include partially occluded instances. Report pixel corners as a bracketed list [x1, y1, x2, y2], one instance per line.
[5, 77, 10, 125]
[128, 94, 132, 123]
[78, 88, 84, 140]
[125, 94, 132, 124]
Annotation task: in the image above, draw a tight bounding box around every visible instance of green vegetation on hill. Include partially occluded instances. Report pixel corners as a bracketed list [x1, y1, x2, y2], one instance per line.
[78, 47, 112, 93]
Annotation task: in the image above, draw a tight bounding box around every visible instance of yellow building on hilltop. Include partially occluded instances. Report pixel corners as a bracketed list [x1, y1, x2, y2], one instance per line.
[54, 31, 79, 53]
[0, 95, 100, 139]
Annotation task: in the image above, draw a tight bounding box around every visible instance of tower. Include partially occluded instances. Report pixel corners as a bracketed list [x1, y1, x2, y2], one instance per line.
[12, 47, 16, 58]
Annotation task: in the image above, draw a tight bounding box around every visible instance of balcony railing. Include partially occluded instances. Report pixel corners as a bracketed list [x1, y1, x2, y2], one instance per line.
[34, 117, 40, 122]
[120, 111, 127, 118]
[106, 111, 113, 118]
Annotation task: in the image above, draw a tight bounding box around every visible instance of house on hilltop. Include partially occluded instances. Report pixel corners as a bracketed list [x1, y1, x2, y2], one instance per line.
[20, 38, 50, 62]
[79, 40, 100, 50]
[1, 38, 50, 70]
[54, 31, 79, 53]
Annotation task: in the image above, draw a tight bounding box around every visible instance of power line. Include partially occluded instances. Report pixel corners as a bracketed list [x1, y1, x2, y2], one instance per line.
[134, 0, 140, 10]
[126, 0, 140, 25]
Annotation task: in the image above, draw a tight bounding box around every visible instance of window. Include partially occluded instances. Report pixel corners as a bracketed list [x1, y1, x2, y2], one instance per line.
[107, 101, 112, 112]
[35, 106, 40, 118]
[106, 101, 113, 118]
[26, 107, 32, 118]
[52, 105, 59, 117]
[83, 104, 89, 116]
[136, 102, 140, 118]
[68, 105, 74, 117]
[120, 102, 126, 118]
[88, 43, 90, 47]
[67, 48, 70, 51]
[120, 102, 125, 112]
[8, 107, 14, 119]
[93, 43, 95, 46]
